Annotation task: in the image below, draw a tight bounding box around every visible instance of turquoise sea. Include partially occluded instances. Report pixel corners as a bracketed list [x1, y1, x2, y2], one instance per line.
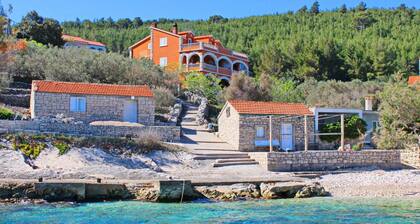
[0, 198, 419, 224]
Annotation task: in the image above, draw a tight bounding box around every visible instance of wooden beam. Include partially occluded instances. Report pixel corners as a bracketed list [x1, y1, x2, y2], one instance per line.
[269, 115, 273, 152]
[304, 115, 308, 152]
[341, 114, 345, 151]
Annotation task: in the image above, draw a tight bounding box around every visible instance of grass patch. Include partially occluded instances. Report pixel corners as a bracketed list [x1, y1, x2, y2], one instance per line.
[0, 107, 14, 120]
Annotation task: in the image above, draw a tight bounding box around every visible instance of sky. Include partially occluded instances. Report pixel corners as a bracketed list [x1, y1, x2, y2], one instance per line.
[3, 0, 420, 23]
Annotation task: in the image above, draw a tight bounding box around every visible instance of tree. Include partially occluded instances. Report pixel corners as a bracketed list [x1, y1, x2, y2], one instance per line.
[397, 4, 407, 11]
[132, 17, 143, 28]
[297, 6, 308, 14]
[184, 73, 221, 104]
[353, 11, 375, 31]
[339, 4, 347, 13]
[222, 73, 267, 101]
[356, 2, 367, 12]
[310, 1, 320, 15]
[208, 15, 227, 23]
[270, 77, 304, 103]
[116, 18, 132, 29]
[320, 115, 367, 143]
[376, 82, 420, 149]
[16, 11, 64, 46]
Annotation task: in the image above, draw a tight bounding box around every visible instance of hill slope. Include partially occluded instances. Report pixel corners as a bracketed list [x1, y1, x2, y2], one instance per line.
[63, 9, 420, 81]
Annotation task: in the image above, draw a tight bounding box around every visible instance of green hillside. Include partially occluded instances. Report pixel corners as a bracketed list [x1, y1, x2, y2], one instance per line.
[62, 8, 420, 81]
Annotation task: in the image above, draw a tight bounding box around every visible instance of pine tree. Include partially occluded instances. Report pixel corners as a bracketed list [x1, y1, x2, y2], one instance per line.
[310, 1, 320, 15]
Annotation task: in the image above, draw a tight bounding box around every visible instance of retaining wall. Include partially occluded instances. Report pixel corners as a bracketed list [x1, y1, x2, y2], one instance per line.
[249, 150, 402, 172]
[401, 147, 420, 169]
[0, 120, 180, 142]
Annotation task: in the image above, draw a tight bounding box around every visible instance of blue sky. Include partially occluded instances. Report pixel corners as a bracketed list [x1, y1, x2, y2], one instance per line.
[3, 0, 419, 23]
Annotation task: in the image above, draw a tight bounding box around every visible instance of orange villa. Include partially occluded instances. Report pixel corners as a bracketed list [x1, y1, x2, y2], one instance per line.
[129, 23, 249, 83]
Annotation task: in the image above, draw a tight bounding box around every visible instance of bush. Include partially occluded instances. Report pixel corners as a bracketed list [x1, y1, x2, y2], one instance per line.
[0, 107, 14, 120]
[10, 134, 46, 159]
[153, 87, 176, 109]
[320, 115, 367, 143]
[376, 82, 420, 149]
[53, 141, 70, 155]
[134, 131, 162, 152]
[184, 73, 221, 104]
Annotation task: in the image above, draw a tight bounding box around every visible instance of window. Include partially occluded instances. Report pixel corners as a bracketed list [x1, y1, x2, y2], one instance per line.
[226, 107, 230, 118]
[70, 96, 86, 112]
[373, 121, 380, 132]
[159, 37, 168, 47]
[147, 43, 152, 49]
[159, 57, 168, 67]
[256, 126, 265, 138]
[188, 39, 192, 44]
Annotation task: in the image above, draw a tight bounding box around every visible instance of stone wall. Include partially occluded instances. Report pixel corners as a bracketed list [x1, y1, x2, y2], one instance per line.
[400, 147, 420, 169]
[217, 103, 240, 150]
[249, 150, 402, 171]
[0, 120, 180, 142]
[238, 115, 315, 152]
[31, 92, 155, 125]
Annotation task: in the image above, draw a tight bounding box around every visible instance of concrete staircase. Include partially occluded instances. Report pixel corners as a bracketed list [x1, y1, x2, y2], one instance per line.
[180, 102, 259, 168]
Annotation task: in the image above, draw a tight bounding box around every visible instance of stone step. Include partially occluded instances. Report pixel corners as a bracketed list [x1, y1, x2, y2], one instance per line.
[193, 154, 250, 160]
[215, 158, 257, 163]
[181, 123, 198, 126]
[186, 110, 198, 114]
[213, 161, 259, 167]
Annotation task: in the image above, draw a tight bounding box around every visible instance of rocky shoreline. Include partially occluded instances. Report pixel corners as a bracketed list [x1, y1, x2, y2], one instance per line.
[0, 180, 328, 204]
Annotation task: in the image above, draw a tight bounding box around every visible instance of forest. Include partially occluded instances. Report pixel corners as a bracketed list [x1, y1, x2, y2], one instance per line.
[60, 3, 420, 81]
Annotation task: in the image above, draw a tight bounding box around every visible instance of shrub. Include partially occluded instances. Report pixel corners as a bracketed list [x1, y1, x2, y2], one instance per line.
[376, 82, 420, 149]
[352, 144, 362, 151]
[184, 73, 221, 104]
[134, 131, 162, 152]
[10, 134, 46, 159]
[153, 87, 176, 109]
[0, 107, 14, 120]
[320, 115, 367, 143]
[53, 141, 70, 155]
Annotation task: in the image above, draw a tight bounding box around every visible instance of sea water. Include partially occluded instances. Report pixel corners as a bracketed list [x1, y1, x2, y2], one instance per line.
[0, 198, 419, 223]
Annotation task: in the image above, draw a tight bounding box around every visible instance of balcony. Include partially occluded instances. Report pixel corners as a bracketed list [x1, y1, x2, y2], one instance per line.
[180, 42, 248, 60]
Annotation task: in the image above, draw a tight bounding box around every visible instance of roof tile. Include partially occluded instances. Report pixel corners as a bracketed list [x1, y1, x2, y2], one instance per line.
[229, 100, 312, 115]
[33, 80, 153, 97]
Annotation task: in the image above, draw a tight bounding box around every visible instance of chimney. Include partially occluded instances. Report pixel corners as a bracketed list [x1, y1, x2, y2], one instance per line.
[171, 23, 178, 34]
[150, 22, 157, 28]
[364, 96, 374, 111]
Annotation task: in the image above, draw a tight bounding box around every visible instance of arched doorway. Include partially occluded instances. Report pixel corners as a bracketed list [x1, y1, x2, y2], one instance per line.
[233, 61, 249, 74]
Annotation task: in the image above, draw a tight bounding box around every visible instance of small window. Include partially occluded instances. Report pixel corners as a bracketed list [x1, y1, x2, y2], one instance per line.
[373, 121, 380, 132]
[159, 37, 168, 47]
[148, 43, 152, 49]
[188, 39, 192, 44]
[159, 57, 168, 67]
[256, 126, 265, 138]
[226, 107, 230, 117]
[70, 96, 86, 112]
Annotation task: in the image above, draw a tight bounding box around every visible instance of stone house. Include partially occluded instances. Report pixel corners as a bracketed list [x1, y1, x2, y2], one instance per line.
[30, 80, 155, 125]
[218, 100, 314, 152]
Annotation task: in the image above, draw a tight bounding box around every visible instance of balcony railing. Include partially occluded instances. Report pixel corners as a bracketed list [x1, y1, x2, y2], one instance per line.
[218, 67, 231, 76]
[180, 42, 248, 60]
[203, 63, 217, 72]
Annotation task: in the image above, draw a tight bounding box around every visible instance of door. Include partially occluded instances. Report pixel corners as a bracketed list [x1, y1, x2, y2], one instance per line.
[281, 123, 294, 151]
[123, 100, 138, 123]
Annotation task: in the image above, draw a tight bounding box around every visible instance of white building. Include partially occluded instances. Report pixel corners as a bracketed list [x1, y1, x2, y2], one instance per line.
[62, 34, 106, 52]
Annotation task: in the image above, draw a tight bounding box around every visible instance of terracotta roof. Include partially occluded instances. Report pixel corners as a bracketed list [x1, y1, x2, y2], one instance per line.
[408, 76, 420, 85]
[32, 80, 153, 97]
[62, 34, 106, 47]
[228, 100, 312, 115]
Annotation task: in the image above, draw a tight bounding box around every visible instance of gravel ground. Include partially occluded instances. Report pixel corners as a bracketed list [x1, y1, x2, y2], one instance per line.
[317, 169, 420, 198]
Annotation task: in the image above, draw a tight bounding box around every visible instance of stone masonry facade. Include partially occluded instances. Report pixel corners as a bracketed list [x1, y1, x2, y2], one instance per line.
[249, 150, 402, 171]
[0, 120, 180, 142]
[400, 147, 420, 169]
[217, 104, 240, 150]
[31, 92, 154, 125]
[238, 115, 315, 152]
[218, 102, 315, 152]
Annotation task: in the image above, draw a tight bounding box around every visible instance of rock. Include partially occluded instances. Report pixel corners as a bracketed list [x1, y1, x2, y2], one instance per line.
[260, 182, 306, 199]
[294, 183, 329, 198]
[195, 183, 260, 201]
